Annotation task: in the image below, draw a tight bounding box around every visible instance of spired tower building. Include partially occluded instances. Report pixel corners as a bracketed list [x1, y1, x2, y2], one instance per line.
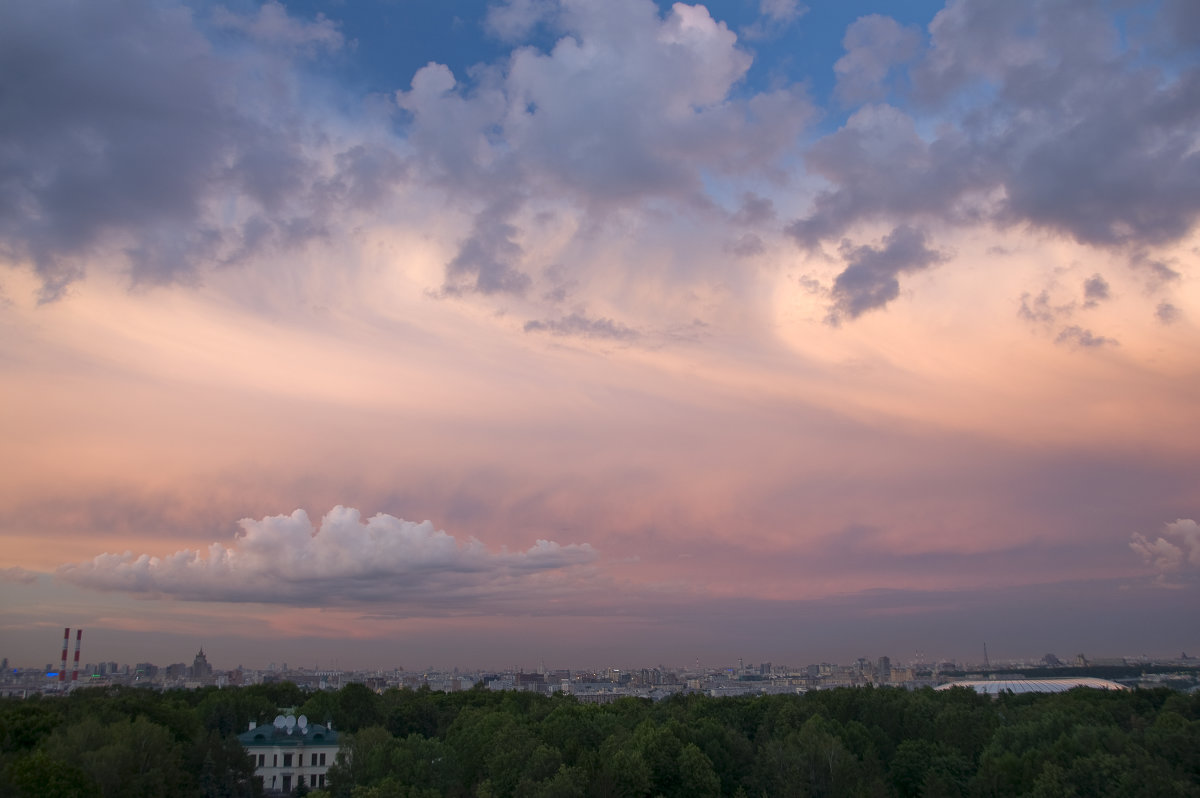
[192, 648, 213, 680]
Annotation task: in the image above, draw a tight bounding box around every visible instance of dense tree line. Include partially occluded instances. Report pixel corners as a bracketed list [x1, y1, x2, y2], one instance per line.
[2, 681, 1197, 797]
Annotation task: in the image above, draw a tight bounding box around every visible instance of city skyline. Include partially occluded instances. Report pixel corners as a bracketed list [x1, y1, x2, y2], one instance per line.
[2, 0, 1199, 669]
[8, 624, 1194, 677]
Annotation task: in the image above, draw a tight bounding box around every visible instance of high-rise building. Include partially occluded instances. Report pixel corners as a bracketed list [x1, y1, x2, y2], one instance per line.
[192, 648, 213, 680]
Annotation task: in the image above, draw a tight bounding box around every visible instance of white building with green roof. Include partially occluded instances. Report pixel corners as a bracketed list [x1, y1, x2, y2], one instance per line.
[238, 714, 340, 794]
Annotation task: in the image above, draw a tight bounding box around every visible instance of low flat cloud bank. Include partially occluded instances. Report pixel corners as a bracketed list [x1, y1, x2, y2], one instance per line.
[57, 506, 596, 607]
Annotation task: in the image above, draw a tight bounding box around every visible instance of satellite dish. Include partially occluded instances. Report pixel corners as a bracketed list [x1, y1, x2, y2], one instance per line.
[273, 715, 286, 729]
[298, 715, 308, 731]
[285, 715, 296, 735]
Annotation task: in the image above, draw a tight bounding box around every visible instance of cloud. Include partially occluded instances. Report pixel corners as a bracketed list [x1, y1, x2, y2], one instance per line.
[733, 192, 776, 226]
[1018, 290, 1073, 327]
[524, 311, 639, 340]
[1131, 519, 1200, 585]
[0, 0, 393, 300]
[741, 0, 807, 40]
[212, 1, 344, 53]
[1082, 273, 1110, 308]
[760, 0, 805, 24]
[1016, 290, 1119, 347]
[2, 0, 819, 320]
[827, 225, 946, 322]
[443, 200, 531, 296]
[485, 0, 557, 42]
[728, 234, 765, 258]
[1156, 301, 1181, 324]
[834, 15, 922, 104]
[1055, 325, 1116, 349]
[398, 0, 778, 202]
[396, 0, 812, 299]
[1131, 252, 1182, 288]
[57, 507, 597, 608]
[785, 103, 990, 248]
[1156, 0, 1200, 53]
[790, 2, 1200, 276]
[0, 566, 38, 584]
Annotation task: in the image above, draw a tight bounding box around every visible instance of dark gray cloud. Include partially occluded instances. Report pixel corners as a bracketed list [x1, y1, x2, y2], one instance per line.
[1055, 325, 1117, 349]
[1155, 0, 1200, 54]
[827, 225, 945, 322]
[790, 1, 1200, 271]
[1082, 273, 1110, 307]
[538, 263, 577, 304]
[0, 1, 232, 296]
[728, 233, 766, 258]
[1155, 301, 1181, 325]
[733, 192, 776, 226]
[444, 200, 531, 296]
[785, 104, 991, 249]
[1131, 252, 1182, 287]
[1018, 290, 1073, 327]
[0, 0, 393, 300]
[524, 311, 639, 341]
[322, 144, 410, 213]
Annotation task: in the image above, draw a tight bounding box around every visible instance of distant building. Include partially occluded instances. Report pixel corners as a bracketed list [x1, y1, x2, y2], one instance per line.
[191, 649, 213, 680]
[936, 677, 1128, 695]
[238, 715, 340, 795]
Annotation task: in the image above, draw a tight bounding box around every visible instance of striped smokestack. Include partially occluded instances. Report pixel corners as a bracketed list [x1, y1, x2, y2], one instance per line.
[71, 629, 82, 683]
[60, 627, 69, 682]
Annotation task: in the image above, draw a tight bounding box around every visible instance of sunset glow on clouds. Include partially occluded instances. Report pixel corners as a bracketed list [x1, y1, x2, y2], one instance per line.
[1, 0, 1198, 668]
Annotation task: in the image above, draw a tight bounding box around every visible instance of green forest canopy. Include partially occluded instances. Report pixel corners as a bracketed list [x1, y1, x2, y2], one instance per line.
[2, 681, 1197, 797]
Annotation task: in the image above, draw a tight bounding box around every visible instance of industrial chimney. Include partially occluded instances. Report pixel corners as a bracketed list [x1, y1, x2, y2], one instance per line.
[71, 629, 83, 684]
[60, 628, 69, 682]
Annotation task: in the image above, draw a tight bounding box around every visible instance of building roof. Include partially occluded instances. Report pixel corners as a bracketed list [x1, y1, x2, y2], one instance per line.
[238, 716, 339, 748]
[935, 677, 1128, 695]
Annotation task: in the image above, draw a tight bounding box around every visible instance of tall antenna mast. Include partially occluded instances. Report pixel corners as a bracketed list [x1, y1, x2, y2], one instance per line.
[983, 642, 990, 669]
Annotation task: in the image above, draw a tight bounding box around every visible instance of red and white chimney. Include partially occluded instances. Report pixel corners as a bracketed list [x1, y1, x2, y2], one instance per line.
[60, 627, 69, 682]
[71, 629, 82, 683]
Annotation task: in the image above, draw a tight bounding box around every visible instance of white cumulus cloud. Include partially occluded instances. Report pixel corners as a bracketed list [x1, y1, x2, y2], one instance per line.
[57, 507, 597, 608]
[1130, 518, 1200, 585]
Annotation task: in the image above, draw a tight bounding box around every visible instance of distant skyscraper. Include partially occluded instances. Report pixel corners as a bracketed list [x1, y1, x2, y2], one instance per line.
[192, 648, 213, 680]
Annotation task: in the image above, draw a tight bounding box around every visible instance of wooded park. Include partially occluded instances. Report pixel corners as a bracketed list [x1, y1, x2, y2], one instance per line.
[2, 681, 1198, 797]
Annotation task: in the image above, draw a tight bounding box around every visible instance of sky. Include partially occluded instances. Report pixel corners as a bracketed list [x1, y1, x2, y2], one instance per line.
[1, 0, 1199, 672]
